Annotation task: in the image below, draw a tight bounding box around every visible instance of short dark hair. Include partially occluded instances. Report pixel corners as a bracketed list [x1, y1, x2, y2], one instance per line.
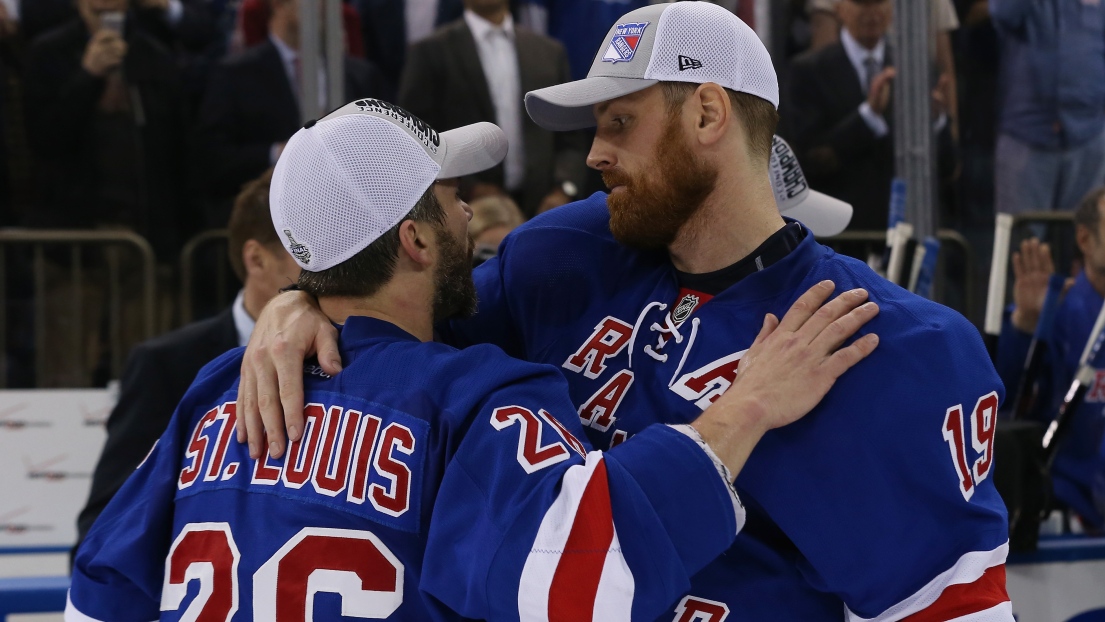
[1075, 186, 1105, 238]
[228, 168, 280, 282]
[660, 82, 779, 165]
[297, 185, 447, 298]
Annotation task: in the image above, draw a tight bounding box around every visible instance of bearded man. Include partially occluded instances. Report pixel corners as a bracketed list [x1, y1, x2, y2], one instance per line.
[237, 3, 1013, 620]
[67, 101, 880, 621]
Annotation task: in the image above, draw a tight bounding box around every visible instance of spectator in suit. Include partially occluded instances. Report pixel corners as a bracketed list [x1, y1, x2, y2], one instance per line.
[398, 0, 588, 216]
[802, 0, 960, 139]
[237, 0, 364, 56]
[785, 0, 954, 231]
[991, 0, 1105, 215]
[24, 0, 194, 260]
[194, 0, 389, 225]
[74, 169, 301, 551]
[353, 0, 462, 86]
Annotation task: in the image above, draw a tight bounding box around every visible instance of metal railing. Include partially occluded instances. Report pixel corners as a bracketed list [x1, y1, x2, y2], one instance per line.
[178, 229, 234, 326]
[0, 229, 157, 388]
[822, 228, 977, 315]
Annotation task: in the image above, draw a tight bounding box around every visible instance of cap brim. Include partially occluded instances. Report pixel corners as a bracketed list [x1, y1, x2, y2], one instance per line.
[438, 122, 509, 179]
[525, 77, 658, 131]
[781, 190, 853, 238]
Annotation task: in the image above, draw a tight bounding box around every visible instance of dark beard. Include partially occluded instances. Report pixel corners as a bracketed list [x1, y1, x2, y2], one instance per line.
[432, 225, 479, 323]
[603, 113, 718, 250]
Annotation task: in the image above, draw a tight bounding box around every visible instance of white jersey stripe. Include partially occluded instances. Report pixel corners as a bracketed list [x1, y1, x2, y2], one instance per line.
[946, 601, 1014, 622]
[591, 526, 635, 622]
[846, 542, 1010, 622]
[518, 452, 607, 622]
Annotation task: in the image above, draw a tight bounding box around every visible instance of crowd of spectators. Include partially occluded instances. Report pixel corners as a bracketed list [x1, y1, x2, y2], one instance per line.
[0, 0, 1102, 365]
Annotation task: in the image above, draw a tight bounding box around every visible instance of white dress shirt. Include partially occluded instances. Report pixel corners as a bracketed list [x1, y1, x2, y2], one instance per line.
[270, 35, 329, 112]
[406, 0, 439, 45]
[840, 27, 889, 138]
[232, 290, 256, 348]
[464, 10, 525, 192]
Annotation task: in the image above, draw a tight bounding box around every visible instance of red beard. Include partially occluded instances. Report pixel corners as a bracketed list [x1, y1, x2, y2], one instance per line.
[603, 113, 718, 250]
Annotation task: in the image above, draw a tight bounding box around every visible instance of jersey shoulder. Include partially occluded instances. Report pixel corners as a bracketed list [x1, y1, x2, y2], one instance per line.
[508, 191, 614, 244]
[338, 339, 570, 412]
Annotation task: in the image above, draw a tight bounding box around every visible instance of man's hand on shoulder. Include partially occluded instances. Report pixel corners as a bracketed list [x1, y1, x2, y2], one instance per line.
[692, 281, 880, 479]
[236, 291, 341, 460]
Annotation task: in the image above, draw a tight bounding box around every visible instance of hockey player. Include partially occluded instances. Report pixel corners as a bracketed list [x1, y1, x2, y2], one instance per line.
[66, 101, 881, 621]
[997, 187, 1105, 531]
[238, 4, 1014, 619]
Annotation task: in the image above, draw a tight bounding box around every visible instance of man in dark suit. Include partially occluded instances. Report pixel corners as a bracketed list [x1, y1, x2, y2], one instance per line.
[785, 0, 955, 232]
[75, 169, 301, 551]
[353, 0, 462, 86]
[398, 0, 587, 216]
[24, 0, 195, 261]
[193, 0, 390, 225]
[784, 0, 897, 232]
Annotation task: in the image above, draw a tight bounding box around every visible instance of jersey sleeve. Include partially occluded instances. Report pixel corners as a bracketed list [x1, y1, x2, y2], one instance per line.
[420, 368, 742, 622]
[66, 405, 184, 621]
[739, 304, 1012, 621]
[66, 353, 242, 622]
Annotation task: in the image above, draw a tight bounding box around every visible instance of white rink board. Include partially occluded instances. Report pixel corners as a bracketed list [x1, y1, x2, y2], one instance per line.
[0, 390, 112, 551]
[1007, 537, 1105, 622]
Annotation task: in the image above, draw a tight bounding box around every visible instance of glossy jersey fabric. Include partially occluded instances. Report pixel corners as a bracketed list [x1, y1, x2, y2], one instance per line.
[997, 271, 1105, 528]
[442, 193, 1013, 621]
[68, 316, 740, 621]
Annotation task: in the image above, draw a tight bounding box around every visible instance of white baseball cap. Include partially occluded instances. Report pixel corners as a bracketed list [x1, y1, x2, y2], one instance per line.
[270, 99, 508, 272]
[525, 2, 779, 132]
[770, 136, 852, 237]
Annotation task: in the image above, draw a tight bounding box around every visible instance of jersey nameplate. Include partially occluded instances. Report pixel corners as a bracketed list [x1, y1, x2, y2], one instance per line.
[177, 396, 429, 533]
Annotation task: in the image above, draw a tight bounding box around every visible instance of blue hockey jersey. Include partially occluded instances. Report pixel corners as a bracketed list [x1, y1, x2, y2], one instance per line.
[997, 271, 1105, 529]
[68, 317, 745, 621]
[442, 193, 1013, 621]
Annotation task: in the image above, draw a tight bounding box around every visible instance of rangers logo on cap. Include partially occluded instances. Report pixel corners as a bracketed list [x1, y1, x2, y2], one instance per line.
[602, 22, 649, 64]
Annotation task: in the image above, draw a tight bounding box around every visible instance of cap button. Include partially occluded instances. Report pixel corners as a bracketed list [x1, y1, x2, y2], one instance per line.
[303, 119, 317, 129]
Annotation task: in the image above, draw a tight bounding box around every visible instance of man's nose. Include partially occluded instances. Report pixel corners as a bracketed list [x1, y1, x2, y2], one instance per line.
[586, 138, 616, 171]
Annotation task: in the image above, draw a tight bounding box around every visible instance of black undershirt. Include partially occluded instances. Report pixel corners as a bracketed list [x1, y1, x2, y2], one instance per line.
[675, 223, 807, 296]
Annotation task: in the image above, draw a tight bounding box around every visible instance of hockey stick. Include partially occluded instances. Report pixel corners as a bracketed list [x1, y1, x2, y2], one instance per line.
[1041, 299, 1105, 472]
[886, 222, 913, 287]
[984, 214, 1015, 351]
[908, 237, 941, 298]
[1009, 273, 1066, 420]
[878, 178, 908, 278]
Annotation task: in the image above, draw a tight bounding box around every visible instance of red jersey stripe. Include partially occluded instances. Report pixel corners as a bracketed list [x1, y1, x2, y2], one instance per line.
[547, 459, 616, 622]
[901, 565, 1010, 622]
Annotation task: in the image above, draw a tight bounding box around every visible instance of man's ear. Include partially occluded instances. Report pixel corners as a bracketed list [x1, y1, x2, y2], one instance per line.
[242, 239, 264, 276]
[1076, 224, 1094, 259]
[692, 83, 731, 147]
[397, 220, 435, 269]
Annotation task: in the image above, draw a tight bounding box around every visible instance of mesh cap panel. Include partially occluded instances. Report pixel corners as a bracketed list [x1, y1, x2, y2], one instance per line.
[270, 115, 439, 272]
[643, 2, 778, 107]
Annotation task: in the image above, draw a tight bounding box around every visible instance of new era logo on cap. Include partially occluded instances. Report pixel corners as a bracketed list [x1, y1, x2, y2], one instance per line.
[678, 55, 703, 71]
[602, 22, 650, 63]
